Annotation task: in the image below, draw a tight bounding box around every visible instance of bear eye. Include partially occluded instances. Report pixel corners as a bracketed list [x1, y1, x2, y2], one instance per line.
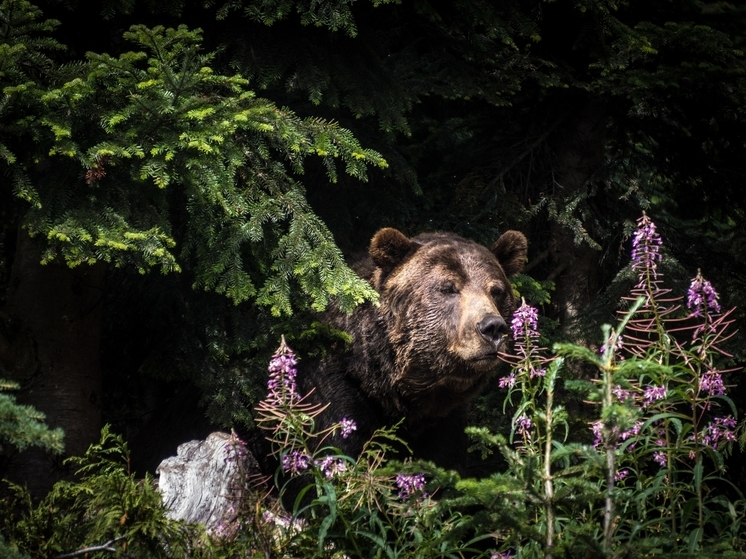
[490, 286, 505, 301]
[438, 281, 459, 295]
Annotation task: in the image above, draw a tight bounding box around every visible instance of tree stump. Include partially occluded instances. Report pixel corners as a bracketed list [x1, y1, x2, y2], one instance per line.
[156, 431, 262, 536]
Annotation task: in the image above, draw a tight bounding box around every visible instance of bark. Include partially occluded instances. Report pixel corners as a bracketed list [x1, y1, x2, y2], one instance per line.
[0, 229, 106, 498]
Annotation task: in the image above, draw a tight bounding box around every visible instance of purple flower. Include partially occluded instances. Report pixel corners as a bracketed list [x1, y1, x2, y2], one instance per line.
[653, 451, 668, 467]
[223, 438, 248, 463]
[490, 552, 514, 559]
[700, 371, 726, 397]
[591, 420, 643, 450]
[529, 367, 546, 379]
[687, 271, 721, 318]
[515, 414, 532, 439]
[339, 417, 357, 439]
[600, 334, 624, 357]
[498, 372, 516, 389]
[396, 473, 426, 500]
[509, 300, 544, 378]
[267, 337, 300, 404]
[511, 302, 540, 339]
[631, 214, 663, 279]
[615, 469, 630, 482]
[702, 415, 737, 449]
[620, 421, 643, 451]
[612, 385, 632, 401]
[591, 420, 604, 448]
[687, 271, 723, 340]
[282, 450, 311, 475]
[643, 385, 667, 407]
[316, 456, 347, 479]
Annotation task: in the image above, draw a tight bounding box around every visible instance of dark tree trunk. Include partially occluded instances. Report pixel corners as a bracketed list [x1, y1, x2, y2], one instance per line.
[547, 101, 609, 331]
[0, 229, 106, 498]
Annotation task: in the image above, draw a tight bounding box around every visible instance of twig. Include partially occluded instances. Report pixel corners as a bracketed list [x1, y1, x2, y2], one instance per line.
[52, 536, 126, 558]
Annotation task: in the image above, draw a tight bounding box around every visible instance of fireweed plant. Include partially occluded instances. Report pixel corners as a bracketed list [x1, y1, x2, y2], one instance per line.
[470, 213, 744, 558]
[589, 214, 745, 552]
[251, 336, 489, 558]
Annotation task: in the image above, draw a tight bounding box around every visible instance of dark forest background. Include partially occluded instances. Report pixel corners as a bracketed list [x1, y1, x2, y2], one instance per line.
[2, 0, 746, 499]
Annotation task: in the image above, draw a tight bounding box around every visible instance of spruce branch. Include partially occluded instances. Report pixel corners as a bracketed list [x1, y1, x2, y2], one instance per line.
[0, 379, 64, 454]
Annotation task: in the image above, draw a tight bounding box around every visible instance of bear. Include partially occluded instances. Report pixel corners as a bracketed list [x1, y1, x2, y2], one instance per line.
[294, 227, 528, 471]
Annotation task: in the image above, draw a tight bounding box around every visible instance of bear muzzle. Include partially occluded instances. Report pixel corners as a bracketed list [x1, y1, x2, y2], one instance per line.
[450, 307, 509, 369]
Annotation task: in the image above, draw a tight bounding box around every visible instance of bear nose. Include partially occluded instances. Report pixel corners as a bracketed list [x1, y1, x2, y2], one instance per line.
[476, 315, 509, 347]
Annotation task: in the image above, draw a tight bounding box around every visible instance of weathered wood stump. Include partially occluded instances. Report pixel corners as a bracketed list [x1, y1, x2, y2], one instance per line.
[156, 431, 263, 536]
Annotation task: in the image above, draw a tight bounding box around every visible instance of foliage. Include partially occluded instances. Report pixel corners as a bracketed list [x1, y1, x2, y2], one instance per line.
[0, 534, 30, 559]
[214, 0, 400, 38]
[2, 0, 385, 316]
[0, 378, 63, 453]
[0, 425, 213, 558]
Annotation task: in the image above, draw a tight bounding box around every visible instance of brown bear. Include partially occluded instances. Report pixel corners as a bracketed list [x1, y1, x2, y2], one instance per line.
[296, 227, 528, 471]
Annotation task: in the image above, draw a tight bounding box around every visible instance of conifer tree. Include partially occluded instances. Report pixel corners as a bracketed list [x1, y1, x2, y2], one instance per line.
[0, 0, 384, 496]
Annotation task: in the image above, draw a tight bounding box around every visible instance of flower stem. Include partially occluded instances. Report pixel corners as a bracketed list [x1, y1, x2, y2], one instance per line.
[603, 364, 615, 555]
[544, 383, 554, 559]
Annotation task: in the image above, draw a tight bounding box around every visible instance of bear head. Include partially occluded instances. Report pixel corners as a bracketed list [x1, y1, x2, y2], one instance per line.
[368, 228, 528, 421]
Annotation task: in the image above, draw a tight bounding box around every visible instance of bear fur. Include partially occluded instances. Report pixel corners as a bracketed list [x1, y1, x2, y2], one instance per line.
[296, 227, 528, 471]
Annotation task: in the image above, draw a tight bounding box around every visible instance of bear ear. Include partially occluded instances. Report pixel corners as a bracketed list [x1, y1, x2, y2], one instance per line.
[369, 228, 419, 272]
[491, 230, 528, 277]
